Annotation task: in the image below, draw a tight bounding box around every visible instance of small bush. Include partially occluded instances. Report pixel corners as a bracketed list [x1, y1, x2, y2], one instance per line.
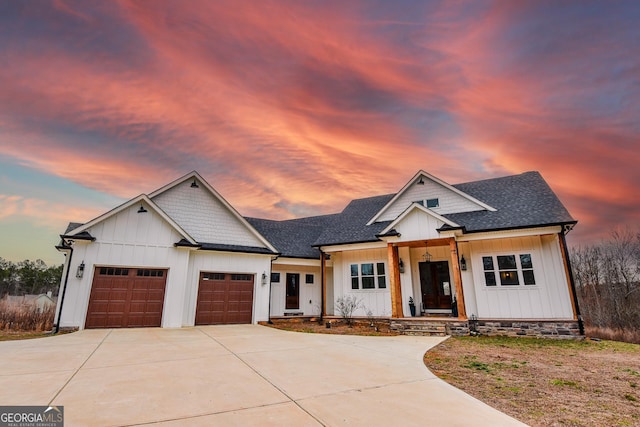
[335, 295, 361, 326]
[586, 326, 640, 345]
[0, 301, 55, 332]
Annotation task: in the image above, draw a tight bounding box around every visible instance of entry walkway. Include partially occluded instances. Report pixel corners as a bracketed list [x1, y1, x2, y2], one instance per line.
[0, 325, 527, 426]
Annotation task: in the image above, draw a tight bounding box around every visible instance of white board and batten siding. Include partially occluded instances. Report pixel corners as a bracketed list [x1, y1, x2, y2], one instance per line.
[183, 251, 272, 326]
[376, 178, 484, 222]
[467, 235, 573, 319]
[270, 265, 322, 316]
[393, 209, 445, 242]
[332, 248, 391, 317]
[152, 179, 265, 247]
[58, 203, 190, 329]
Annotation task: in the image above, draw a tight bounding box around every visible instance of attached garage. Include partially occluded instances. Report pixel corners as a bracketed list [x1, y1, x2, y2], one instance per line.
[195, 272, 254, 325]
[85, 267, 167, 329]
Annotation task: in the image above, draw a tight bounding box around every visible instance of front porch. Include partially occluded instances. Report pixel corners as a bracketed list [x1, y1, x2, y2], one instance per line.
[387, 237, 467, 320]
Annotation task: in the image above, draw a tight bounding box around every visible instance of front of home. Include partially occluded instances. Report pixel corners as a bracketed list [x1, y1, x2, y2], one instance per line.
[55, 170, 581, 336]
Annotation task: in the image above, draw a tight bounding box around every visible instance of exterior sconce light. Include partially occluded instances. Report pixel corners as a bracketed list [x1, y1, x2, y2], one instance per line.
[137, 204, 148, 213]
[261, 272, 267, 285]
[190, 179, 199, 188]
[460, 255, 467, 271]
[76, 261, 85, 278]
[399, 259, 405, 274]
[417, 177, 425, 185]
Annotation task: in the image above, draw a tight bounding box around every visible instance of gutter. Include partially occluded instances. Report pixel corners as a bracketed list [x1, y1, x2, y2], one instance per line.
[54, 238, 74, 334]
[560, 226, 584, 335]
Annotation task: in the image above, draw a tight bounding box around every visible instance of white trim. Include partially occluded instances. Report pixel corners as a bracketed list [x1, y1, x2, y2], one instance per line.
[456, 226, 563, 242]
[66, 195, 197, 245]
[321, 241, 386, 253]
[379, 202, 459, 235]
[273, 257, 321, 267]
[367, 170, 496, 225]
[148, 171, 278, 253]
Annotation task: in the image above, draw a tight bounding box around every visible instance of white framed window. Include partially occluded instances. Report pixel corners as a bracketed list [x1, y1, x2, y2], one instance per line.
[481, 253, 536, 287]
[350, 263, 387, 289]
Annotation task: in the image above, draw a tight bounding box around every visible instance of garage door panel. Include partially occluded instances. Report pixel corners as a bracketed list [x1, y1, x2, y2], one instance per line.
[85, 267, 167, 329]
[195, 272, 254, 325]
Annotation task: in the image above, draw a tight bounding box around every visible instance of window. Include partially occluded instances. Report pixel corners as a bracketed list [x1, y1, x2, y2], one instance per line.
[482, 254, 536, 287]
[231, 274, 252, 281]
[202, 272, 225, 280]
[482, 257, 496, 286]
[377, 263, 386, 288]
[426, 198, 439, 208]
[99, 267, 129, 276]
[137, 269, 164, 277]
[350, 262, 387, 289]
[271, 272, 280, 283]
[305, 274, 314, 284]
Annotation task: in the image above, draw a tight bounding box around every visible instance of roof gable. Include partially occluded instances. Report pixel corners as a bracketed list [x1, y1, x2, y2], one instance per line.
[380, 203, 459, 241]
[65, 195, 196, 244]
[367, 170, 495, 225]
[150, 172, 277, 252]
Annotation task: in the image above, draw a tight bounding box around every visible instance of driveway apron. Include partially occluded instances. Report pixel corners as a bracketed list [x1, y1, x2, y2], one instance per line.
[0, 325, 527, 426]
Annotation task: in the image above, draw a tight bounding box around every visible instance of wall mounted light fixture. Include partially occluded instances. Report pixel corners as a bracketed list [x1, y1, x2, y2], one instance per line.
[137, 204, 147, 213]
[261, 272, 267, 285]
[460, 255, 467, 271]
[190, 179, 199, 188]
[399, 259, 405, 274]
[76, 261, 85, 278]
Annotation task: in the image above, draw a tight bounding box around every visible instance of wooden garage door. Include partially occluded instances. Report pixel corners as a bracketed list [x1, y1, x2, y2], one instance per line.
[85, 267, 167, 329]
[195, 272, 254, 325]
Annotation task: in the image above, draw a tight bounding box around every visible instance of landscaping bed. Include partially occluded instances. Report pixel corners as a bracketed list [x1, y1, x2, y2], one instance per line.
[424, 336, 640, 427]
[263, 317, 399, 336]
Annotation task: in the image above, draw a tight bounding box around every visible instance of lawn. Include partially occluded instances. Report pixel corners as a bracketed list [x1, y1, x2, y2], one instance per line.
[424, 336, 640, 427]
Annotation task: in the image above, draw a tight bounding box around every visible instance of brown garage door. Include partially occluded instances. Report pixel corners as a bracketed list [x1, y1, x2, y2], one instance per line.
[195, 272, 254, 325]
[85, 267, 167, 329]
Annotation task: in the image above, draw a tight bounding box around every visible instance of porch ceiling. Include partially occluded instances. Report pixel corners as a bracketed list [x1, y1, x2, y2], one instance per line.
[392, 237, 452, 248]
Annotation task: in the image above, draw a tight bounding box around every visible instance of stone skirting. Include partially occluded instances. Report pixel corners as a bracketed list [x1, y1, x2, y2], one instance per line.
[471, 319, 582, 339]
[390, 318, 583, 339]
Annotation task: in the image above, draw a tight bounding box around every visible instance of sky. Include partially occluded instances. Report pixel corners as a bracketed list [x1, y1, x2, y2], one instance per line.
[1, 0, 639, 266]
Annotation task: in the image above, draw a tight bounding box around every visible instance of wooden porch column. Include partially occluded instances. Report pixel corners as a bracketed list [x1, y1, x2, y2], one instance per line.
[320, 250, 327, 318]
[388, 243, 403, 318]
[449, 239, 467, 320]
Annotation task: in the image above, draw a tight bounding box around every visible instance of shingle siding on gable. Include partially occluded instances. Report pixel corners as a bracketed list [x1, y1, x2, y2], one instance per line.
[152, 180, 264, 247]
[376, 178, 484, 222]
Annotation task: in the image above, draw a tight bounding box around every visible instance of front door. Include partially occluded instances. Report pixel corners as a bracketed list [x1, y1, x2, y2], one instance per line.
[419, 261, 452, 310]
[285, 273, 300, 309]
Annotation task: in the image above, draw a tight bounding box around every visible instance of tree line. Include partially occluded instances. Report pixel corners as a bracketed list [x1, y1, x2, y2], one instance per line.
[0, 258, 63, 297]
[570, 228, 640, 340]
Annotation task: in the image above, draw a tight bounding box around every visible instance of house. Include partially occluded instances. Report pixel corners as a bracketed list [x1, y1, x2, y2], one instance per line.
[55, 170, 582, 337]
[4, 292, 57, 313]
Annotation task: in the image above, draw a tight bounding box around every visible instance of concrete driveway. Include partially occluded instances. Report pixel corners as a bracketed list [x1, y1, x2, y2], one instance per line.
[0, 325, 526, 426]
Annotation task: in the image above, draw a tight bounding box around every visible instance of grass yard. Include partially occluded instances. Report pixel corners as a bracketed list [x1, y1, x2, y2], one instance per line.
[424, 336, 640, 427]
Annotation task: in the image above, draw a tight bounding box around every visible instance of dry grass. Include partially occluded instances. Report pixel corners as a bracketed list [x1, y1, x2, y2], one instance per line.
[424, 336, 640, 427]
[586, 325, 640, 345]
[0, 300, 55, 332]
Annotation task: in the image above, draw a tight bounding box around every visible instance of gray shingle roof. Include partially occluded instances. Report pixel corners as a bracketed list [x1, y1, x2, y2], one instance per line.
[246, 215, 339, 258]
[445, 171, 575, 232]
[313, 194, 395, 247]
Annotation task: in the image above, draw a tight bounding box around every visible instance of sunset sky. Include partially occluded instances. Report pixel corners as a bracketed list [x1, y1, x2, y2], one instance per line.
[1, 0, 639, 265]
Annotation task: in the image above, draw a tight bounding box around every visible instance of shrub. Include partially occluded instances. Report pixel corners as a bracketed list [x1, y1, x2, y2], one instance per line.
[0, 300, 55, 332]
[335, 295, 361, 326]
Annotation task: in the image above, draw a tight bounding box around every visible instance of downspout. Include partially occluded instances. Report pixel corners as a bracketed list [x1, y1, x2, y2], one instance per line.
[560, 227, 584, 335]
[319, 249, 325, 323]
[267, 255, 278, 324]
[54, 239, 73, 334]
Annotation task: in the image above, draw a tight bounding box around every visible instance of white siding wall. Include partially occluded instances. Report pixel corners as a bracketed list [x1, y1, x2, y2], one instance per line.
[57, 203, 190, 329]
[467, 235, 573, 319]
[333, 248, 391, 317]
[183, 252, 272, 326]
[269, 265, 322, 316]
[377, 178, 484, 222]
[152, 180, 265, 247]
[394, 209, 444, 242]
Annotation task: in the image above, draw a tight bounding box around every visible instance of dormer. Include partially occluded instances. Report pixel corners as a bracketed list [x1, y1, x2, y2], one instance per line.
[367, 170, 495, 225]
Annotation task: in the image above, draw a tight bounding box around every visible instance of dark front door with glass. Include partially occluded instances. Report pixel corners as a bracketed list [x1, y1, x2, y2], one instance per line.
[419, 261, 452, 310]
[285, 273, 300, 309]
